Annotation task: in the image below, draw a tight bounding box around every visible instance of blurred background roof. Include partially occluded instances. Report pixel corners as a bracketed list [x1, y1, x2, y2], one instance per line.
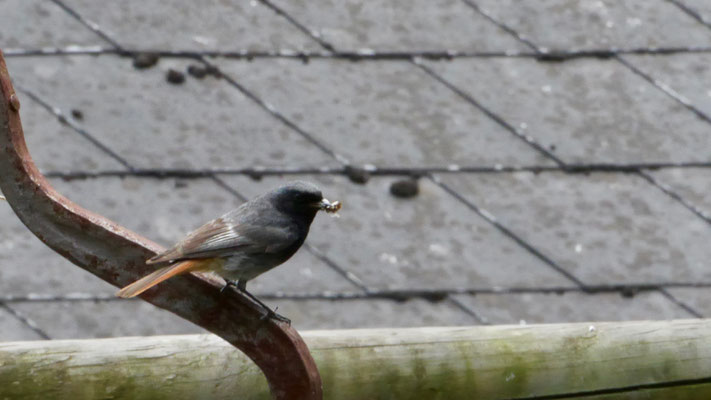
[1, 0, 711, 340]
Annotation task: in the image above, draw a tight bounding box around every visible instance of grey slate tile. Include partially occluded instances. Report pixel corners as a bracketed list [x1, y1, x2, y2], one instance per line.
[425, 57, 711, 163]
[648, 168, 711, 217]
[453, 290, 692, 325]
[670, 0, 711, 26]
[440, 171, 711, 285]
[624, 53, 711, 117]
[4, 297, 477, 339]
[270, 298, 478, 329]
[222, 175, 572, 290]
[9, 88, 125, 172]
[0, 0, 105, 49]
[474, 0, 711, 51]
[218, 59, 553, 167]
[61, 0, 321, 51]
[6, 55, 337, 170]
[0, 305, 46, 341]
[665, 288, 711, 318]
[269, 0, 528, 52]
[0, 197, 117, 297]
[10, 300, 205, 340]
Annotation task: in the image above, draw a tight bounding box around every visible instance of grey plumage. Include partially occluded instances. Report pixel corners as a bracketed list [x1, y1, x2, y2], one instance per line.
[116, 181, 340, 321]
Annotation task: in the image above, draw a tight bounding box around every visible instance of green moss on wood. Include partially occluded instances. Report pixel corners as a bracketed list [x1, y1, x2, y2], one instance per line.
[2, 321, 711, 399]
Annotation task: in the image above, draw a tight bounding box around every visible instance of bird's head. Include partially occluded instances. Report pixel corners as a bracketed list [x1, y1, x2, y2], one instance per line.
[268, 181, 341, 217]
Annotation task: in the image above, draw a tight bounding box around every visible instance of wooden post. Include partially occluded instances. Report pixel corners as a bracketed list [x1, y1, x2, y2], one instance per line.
[2, 320, 711, 399]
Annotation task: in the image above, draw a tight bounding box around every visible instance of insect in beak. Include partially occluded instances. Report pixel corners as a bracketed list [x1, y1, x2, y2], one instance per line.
[318, 198, 342, 213]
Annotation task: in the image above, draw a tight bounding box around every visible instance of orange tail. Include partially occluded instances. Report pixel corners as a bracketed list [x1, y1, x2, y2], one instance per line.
[116, 259, 208, 298]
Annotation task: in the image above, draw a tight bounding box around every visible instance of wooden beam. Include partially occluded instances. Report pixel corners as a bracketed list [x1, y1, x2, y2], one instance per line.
[2, 320, 711, 399]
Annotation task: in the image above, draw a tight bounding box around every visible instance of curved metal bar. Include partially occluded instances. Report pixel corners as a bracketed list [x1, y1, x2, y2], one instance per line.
[0, 51, 322, 400]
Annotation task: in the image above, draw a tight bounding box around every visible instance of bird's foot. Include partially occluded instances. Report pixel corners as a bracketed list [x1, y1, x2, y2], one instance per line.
[261, 306, 291, 325]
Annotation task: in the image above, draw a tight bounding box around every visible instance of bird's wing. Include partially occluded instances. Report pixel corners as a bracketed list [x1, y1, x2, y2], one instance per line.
[148, 217, 298, 264]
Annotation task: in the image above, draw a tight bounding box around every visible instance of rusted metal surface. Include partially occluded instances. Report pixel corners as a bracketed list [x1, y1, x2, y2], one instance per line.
[0, 50, 322, 400]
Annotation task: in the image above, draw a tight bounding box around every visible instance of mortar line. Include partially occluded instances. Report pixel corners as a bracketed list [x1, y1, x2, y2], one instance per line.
[615, 55, 711, 125]
[448, 296, 490, 325]
[7, 46, 711, 59]
[658, 288, 704, 318]
[637, 170, 711, 224]
[256, 0, 336, 52]
[48, 0, 126, 51]
[8, 281, 711, 303]
[0, 301, 51, 340]
[39, 161, 711, 181]
[665, 0, 711, 29]
[459, 0, 540, 51]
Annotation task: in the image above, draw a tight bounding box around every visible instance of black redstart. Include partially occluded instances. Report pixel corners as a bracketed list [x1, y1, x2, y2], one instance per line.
[116, 181, 341, 322]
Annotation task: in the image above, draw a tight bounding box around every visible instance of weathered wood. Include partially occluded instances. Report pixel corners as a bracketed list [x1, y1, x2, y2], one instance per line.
[2, 320, 711, 399]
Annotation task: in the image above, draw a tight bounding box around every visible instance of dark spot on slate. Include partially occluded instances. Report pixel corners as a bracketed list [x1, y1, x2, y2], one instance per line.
[620, 287, 637, 299]
[187, 65, 208, 79]
[344, 165, 370, 184]
[246, 170, 263, 181]
[383, 292, 409, 302]
[166, 69, 186, 85]
[132, 53, 160, 69]
[390, 178, 419, 198]
[174, 180, 188, 189]
[205, 65, 222, 78]
[421, 292, 448, 303]
[71, 109, 83, 120]
[549, 144, 556, 151]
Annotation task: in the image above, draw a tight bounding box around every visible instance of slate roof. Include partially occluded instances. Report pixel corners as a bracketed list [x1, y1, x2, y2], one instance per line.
[1, 0, 711, 340]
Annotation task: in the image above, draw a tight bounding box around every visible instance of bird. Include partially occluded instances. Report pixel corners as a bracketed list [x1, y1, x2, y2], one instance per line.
[116, 181, 341, 323]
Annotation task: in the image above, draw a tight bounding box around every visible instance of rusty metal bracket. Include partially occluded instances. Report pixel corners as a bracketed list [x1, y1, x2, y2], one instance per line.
[0, 51, 322, 400]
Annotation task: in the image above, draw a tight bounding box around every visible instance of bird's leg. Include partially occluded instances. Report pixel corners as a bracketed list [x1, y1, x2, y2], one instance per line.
[234, 280, 291, 325]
